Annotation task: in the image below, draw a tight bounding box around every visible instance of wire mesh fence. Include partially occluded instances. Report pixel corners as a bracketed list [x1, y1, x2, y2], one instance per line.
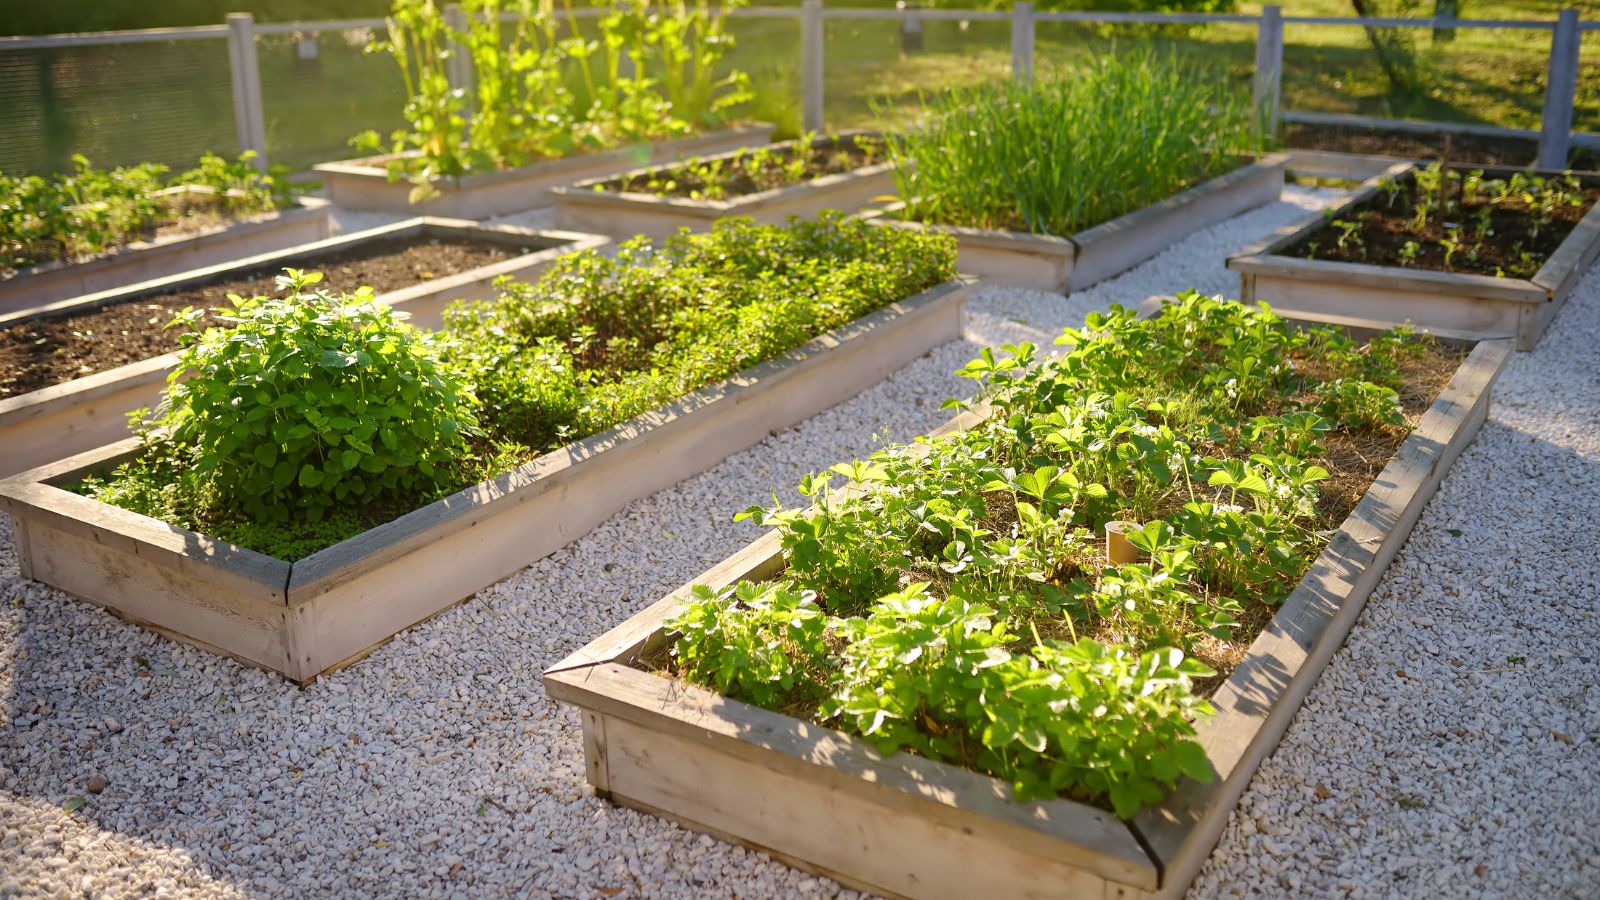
[0, 6, 1587, 178]
[0, 39, 236, 176]
[256, 26, 407, 172]
[1280, 22, 1552, 131]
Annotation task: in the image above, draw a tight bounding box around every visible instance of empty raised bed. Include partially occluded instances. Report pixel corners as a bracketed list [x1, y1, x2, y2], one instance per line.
[1230, 162, 1600, 350]
[552, 132, 895, 240]
[1, 216, 971, 684]
[0, 218, 604, 477]
[546, 295, 1512, 899]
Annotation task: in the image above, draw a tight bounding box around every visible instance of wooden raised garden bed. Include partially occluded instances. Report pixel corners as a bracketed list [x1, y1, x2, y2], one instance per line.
[0, 218, 605, 478]
[861, 155, 1287, 294]
[313, 124, 776, 219]
[1283, 149, 1412, 182]
[551, 132, 895, 241]
[544, 323, 1512, 900]
[1229, 163, 1600, 351]
[0, 189, 333, 314]
[0, 277, 973, 684]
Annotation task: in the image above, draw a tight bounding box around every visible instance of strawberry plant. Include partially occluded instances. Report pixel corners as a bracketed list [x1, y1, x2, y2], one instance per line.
[668, 292, 1444, 818]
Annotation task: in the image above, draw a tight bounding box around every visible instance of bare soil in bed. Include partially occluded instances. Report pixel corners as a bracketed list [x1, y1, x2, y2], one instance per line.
[1286, 122, 1600, 171]
[0, 236, 529, 399]
[1283, 174, 1599, 277]
[603, 135, 884, 200]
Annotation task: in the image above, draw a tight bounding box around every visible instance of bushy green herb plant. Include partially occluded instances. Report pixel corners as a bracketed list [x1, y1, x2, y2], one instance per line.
[109, 270, 478, 526]
[881, 51, 1262, 237]
[669, 292, 1436, 817]
[82, 215, 954, 559]
[445, 212, 956, 451]
[355, 0, 753, 194]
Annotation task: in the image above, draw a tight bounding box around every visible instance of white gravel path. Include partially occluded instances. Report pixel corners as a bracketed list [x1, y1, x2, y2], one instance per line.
[5, 183, 1595, 899]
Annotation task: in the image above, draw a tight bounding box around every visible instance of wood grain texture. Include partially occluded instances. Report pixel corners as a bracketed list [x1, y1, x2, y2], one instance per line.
[1232, 255, 1548, 305]
[1228, 161, 1600, 351]
[1243, 272, 1526, 339]
[864, 156, 1283, 293]
[546, 664, 1157, 892]
[1132, 339, 1512, 897]
[1283, 149, 1411, 182]
[0, 474, 293, 672]
[598, 710, 1150, 900]
[0, 355, 173, 479]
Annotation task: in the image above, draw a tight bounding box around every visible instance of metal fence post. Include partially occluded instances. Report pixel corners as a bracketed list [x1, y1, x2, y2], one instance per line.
[226, 13, 269, 171]
[1011, 1, 1035, 83]
[898, 1, 923, 54]
[444, 3, 474, 108]
[1537, 8, 1580, 170]
[1253, 5, 1284, 142]
[802, 0, 824, 132]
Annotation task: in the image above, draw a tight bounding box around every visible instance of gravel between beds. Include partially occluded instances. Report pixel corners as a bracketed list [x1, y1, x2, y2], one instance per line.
[3, 184, 1597, 899]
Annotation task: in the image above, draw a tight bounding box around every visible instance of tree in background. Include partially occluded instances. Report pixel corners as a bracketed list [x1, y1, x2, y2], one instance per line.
[1345, 0, 1427, 96]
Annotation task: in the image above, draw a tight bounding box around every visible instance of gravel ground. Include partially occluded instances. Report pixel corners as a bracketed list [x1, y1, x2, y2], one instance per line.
[5, 183, 1595, 899]
[1189, 253, 1600, 896]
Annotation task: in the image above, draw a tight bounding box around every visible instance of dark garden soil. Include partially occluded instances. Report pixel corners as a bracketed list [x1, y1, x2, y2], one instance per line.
[1285, 122, 1599, 171]
[0, 236, 528, 398]
[605, 135, 884, 200]
[1284, 173, 1599, 277]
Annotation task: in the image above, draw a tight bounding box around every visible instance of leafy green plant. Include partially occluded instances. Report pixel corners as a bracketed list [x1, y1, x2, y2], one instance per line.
[670, 582, 832, 709]
[81, 215, 956, 559]
[668, 292, 1438, 817]
[128, 270, 478, 524]
[354, 0, 753, 193]
[607, 132, 883, 201]
[445, 212, 955, 451]
[1, 152, 299, 271]
[1302, 163, 1590, 278]
[880, 50, 1262, 237]
[171, 151, 297, 216]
